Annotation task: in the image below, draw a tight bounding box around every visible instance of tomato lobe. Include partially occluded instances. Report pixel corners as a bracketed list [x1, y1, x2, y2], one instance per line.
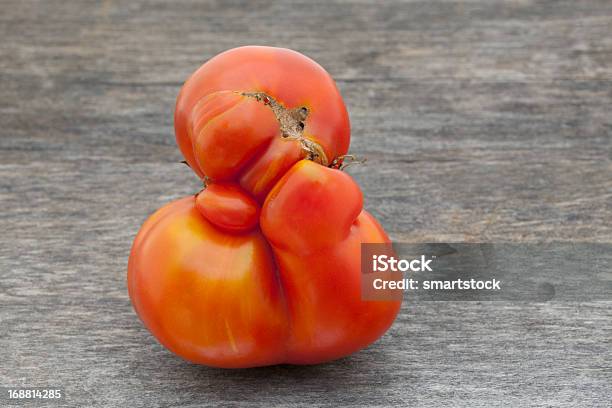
[195, 183, 260, 233]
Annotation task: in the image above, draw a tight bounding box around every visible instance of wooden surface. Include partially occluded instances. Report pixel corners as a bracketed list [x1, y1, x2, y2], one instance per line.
[1, 1, 611, 406]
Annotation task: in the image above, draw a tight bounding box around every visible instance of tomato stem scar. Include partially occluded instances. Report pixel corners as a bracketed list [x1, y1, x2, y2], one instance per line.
[240, 91, 329, 166]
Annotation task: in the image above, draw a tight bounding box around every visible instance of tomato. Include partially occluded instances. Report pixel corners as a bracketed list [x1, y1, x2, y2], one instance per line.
[128, 46, 401, 368]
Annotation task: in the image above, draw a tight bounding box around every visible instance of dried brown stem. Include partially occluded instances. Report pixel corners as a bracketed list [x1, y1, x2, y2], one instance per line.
[241, 91, 329, 166]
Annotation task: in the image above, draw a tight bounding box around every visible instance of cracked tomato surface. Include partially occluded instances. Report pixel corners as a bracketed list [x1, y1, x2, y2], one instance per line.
[128, 46, 401, 368]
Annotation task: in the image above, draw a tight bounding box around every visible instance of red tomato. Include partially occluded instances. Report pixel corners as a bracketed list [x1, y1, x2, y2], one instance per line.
[128, 46, 401, 368]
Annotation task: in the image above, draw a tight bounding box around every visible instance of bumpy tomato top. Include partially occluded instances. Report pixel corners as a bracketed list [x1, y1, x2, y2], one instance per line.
[174, 46, 350, 201]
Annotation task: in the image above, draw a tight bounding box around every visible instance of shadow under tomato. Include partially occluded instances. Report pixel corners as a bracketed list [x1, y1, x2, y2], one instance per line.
[158, 345, 408, 406]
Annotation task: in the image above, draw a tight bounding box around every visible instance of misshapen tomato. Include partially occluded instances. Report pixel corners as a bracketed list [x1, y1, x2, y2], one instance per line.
[128, 46, 401, 368]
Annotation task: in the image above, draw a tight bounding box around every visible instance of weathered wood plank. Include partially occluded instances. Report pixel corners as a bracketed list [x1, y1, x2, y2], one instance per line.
[1, 1, 610, 407]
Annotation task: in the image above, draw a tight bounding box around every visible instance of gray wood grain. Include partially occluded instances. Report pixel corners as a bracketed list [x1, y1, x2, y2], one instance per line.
[0, 1, 610, 407]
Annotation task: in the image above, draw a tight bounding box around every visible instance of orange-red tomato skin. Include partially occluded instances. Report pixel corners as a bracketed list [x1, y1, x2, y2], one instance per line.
[128, 162, 401, 368]
[175, 46, 350, 198]
[261, 161, 401, 364]
[195, 183, 260, 233]
[128, 46, 400, 368]
[128, 196, 289, 368]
